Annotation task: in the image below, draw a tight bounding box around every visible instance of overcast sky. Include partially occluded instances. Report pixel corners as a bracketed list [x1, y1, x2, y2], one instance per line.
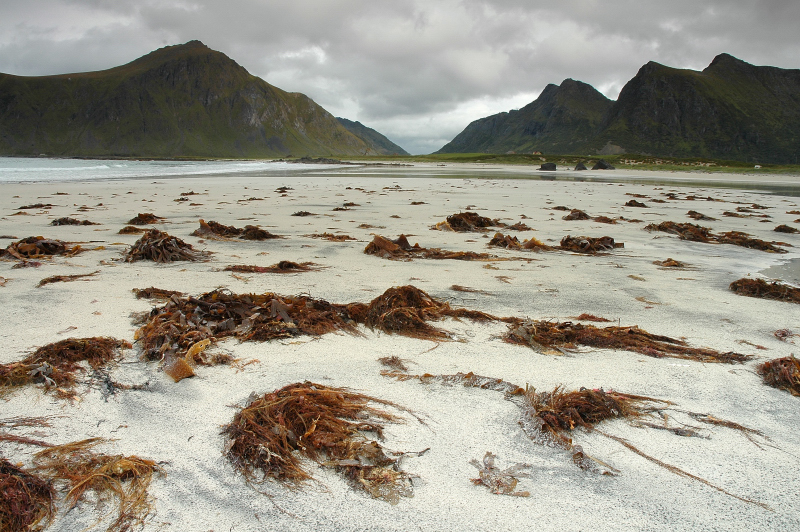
[1, 1, 799, 154]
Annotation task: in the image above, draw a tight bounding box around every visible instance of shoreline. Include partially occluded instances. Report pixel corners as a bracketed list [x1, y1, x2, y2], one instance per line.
[1, 169, 799, 531]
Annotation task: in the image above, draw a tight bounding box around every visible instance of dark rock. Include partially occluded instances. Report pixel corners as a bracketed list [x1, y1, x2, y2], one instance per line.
[574, 162, 588, 171]
[592, 159, 615, 170]
[539, 162, 557, 171]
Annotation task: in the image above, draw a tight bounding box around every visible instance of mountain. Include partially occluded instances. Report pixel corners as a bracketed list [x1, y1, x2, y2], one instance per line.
[437, 54, 800, 163]
[437, 79, 612, 154]
[0, 41, 372, 158]
[336, 117, 409, 155]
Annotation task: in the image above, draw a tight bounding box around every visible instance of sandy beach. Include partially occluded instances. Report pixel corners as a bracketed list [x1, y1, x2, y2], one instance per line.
[1, 162, 799, 531]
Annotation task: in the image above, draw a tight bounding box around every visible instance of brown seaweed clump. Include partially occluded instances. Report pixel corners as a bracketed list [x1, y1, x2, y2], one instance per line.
[433, 212, 501, 232]
[563, 209, 590, 221]
[0, 337, 130, 398]
[124, 229, 210, 263]
[38, 270, 100, 288]
[190, 219, 279, 241]
[687, 210, 716, 221]
[117, 225, 146, 235]
[505, 320, 750, 363]
[646, 222, 787, 252]
[757, 356, 800, 396]
[470, 452, 531, 497]
[729, 278, 800, 303]
[624, 200, 648, 208]
[127, 213, 163, 225]
[223, 261, 322, 274]
[653, 258, 688, 268]
[33, 438, 162, 532]
[716, 231, 787, 253]
[222, 382, 416, 504]
[50, 217, 99, 226]
[559, 235, 622, 254]
[364, 235, 498, 261]
[1, 237, 85, 261]
[305, 233, 356, 242]
[0, 459, 54, 532]
[488, 233, 521, 249]
[774, 224, 799, 233]
[132, 287, 185, 300]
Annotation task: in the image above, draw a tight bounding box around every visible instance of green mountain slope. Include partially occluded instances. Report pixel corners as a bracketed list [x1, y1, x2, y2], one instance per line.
[437, 79, 612, 154]
[438, 55, 800, 163]
[0, 40, 371, 158]
[336, 117, 409, 155]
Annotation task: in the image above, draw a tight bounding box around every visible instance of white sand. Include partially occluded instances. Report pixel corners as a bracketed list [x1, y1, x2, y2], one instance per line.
[1, 164, 799, 531]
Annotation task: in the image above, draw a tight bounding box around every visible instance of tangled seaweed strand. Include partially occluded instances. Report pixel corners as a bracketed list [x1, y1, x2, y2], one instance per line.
[224, 262, 322, 274]
[364, 234, 500, 261]
[729, 278, 800, 303]
[118, 226, 146, 235]
[50, 217, 99, 226]
[127, 213, 163, 225]
[0, 337, 130, 398]
[758, 356, 800, 396]
[563, 209, 590, 221]
[38, 270, 100, 288]
[1, 236, 85, 260]
[34, 438, 163, 532]
[470, 452, 531, 497]
[646, 221, 787, 252]
[0, 459, 54, 532]
[190, 219, 279, 241]
[124, 229, 209, 263]
[559, 235, 622, 254]
[132, 287, 184, 300]
[505, 320, 750, 363]
[433, 212, 501, 232]
[222, 382, 416, 504]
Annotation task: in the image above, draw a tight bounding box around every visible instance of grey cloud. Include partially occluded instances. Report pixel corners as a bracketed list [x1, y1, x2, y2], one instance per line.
[1, 1, 798, 153]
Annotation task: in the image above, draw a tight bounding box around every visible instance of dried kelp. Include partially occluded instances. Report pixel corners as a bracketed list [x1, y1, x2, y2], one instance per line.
[364, 235, 499, 261]
[470, 452, 531, 496]
[593, 216, 617, 224]
[757, 356, 800, 396]
[1, 236, 85, 260]
[291, 211, 316, 217]
[507, 222, 531, 231]
[559, 235, 622, 254]
[774, 225, 799, 233]
[50, 217, 99, 226]
[190, 219, 279, 241]
[124, 229, 209, 263]
[646, 222, 787, 253]
[305, 233, 356, 241]
[382, 370, 524, 396]
[572, 313, 611, 322]
[505, 320, 750, 363]
[624, 200, 647, 208]
[223, 262, 322, 274]
[117, 225, 145, 235]
[18, 203, 53, 210]
[488, 233, 521, 249]
[563, 209, 590, 221]
[0, 459, 54, 532]
[132, 287, 184, 300]
[33, 438, 163, 532]
[0, 337, 130, 398]
[433, 212, 502, 232]
[38, 270, 100, 287]
[729, 278, 800, 303]
[687, 210, 716, 221]
[360, 286, 501, 340]
[222, 382, 416, 504]
[521, 236, 554, 251]
[653, 258, 688, 268]
[134, 289, 359, 380]
[378, 356, 409, 371]
[127, 213, 163, 225]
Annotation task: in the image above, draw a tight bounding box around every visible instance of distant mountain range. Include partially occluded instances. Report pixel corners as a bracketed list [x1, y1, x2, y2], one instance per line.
[0, 41, 406, 158]
[438, 54, 800, 164]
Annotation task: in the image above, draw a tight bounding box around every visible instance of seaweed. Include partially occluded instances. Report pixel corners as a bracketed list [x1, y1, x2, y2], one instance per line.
[653, 258, 688, 268]
[757, 356, 800, 396]
[126, 213, 163, 225]
[0, 337, 130, 398]
[364, 235, 500, 261]
[378, 356, 409, 371]
[559, 235, 622, 254]
[729, 278, 800, 303]
[507, 222, 531, 231]
[469, 452, 531, 496]
[33, 438, 163, 532]
[488, 233, 521, 249]
[571, 313, 611, 322]
[223, 262, 322, 274]
[124, 229, 210, 263]
[305, 233, 356, 241]
[190, 219, 279, 241]
[593, 216, 617, 224]
[222, 382, 417, 504]
[291, 211, 316, 217]
[774, 224, 798, 234]
[381, 370, 524, 396]
[38, 270, 100, 287]
[50, 218, 99, 226]
[117, 226, 145, 235]
[624, 200, 647, 208]
[647, 222, 787, 252]
[18, 203, 53, 210]
[505, 320, 750, 363]
[562, 209, 590, 221]
[1, 236, 86, 260]
[0, 459, 54, 532]
[687, 210, 716, 221]
[773, 329, 796, 342]
[433, 212, 502, 232]
[132, 287, 185, 300]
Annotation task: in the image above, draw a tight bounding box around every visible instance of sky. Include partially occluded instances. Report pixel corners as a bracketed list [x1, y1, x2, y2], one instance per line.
[1, 1, 799, 154]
